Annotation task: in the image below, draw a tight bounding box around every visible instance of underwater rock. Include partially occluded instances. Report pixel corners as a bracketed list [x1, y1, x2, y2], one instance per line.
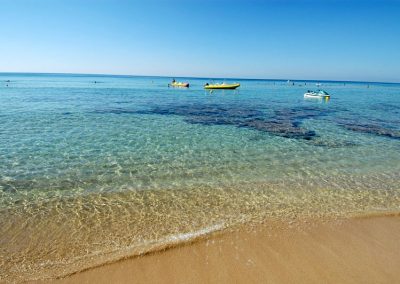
[338, 122, 400, 140]
[243, 106, 330, 139]
[242, 118, 316, 140]
[334, 116, 400, 140]
[136, 104, 326, 140]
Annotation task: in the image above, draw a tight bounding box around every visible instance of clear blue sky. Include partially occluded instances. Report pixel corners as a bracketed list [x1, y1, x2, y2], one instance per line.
[1, 0, 399, 82]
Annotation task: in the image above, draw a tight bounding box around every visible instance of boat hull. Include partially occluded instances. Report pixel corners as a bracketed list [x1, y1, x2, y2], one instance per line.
[170, 82, 189, 88]
[204, 83, 240, 90]
[304, 94, 330, 101]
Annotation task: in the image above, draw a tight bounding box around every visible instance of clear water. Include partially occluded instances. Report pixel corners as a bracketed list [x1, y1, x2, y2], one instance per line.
[0, 73, 399, 281]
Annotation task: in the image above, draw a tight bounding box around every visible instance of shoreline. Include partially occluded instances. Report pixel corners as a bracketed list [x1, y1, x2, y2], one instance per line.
[41, 212, 400, 284]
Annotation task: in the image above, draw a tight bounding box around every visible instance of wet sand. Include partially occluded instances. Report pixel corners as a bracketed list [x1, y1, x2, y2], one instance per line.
[48, 213, 400, 284]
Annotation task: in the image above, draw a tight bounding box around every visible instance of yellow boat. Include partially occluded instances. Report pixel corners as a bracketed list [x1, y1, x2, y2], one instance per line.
[169, 81, 189, 88]
[204, 83, 240, 90]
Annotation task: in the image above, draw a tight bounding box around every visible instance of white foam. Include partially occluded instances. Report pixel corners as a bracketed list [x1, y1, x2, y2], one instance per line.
[161, 222, 226, 243]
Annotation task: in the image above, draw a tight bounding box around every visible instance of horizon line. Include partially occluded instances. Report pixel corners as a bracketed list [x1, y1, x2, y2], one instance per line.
[1, 71, 399, 85]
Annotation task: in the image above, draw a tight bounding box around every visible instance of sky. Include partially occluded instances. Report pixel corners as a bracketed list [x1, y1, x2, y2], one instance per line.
[1, 0, 399, 82]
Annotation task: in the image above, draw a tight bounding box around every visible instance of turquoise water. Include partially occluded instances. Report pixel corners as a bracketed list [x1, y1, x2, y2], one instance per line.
[1, 73, 399, 281]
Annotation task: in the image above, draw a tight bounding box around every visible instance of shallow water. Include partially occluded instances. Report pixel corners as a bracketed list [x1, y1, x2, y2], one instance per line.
[0, 74, 399, 281]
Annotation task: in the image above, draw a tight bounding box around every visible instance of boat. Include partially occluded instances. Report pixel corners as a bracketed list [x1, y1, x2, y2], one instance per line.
[169, 81, 189, 88]
[304, 90, 331, 100]
[204, 83, 240, 90]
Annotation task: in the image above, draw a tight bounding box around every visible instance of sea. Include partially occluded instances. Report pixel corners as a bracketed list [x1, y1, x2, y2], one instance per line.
[0, 73, 399, 281]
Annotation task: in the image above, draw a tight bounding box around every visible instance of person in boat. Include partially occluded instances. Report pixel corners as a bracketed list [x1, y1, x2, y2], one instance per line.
[169, 78, 176, 87]
[205, 83, 209, 86]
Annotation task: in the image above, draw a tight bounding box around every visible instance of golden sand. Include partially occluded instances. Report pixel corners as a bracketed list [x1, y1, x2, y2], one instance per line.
[47, 214, 400, 284]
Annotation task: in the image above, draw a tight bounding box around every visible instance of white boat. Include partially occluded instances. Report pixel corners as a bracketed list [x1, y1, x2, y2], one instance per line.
[304, 90, 331, 100]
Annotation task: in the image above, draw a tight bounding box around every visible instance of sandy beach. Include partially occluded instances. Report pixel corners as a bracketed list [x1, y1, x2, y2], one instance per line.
[2, 0, 400, 283]
[46, 213, 400, 284]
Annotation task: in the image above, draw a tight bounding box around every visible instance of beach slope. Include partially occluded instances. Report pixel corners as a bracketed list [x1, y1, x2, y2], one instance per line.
[53, 214, 400, 284]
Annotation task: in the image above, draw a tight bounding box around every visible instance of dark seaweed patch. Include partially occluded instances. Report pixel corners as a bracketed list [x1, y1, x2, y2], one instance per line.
[335, 119, 400, 140]
[241, 118, 316, 140]
[137, 104, 332, 140]
[238, 106, 331, 140]
[93, 104, 347, 141]
[340, 123, 400, 140]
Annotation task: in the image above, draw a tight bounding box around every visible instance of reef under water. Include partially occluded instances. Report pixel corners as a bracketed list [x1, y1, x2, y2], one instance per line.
[134, 103, 400, 142]
[95, 102, 400, 144]
[137, 104, 332, 140]
[335, 119, 400, 140]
